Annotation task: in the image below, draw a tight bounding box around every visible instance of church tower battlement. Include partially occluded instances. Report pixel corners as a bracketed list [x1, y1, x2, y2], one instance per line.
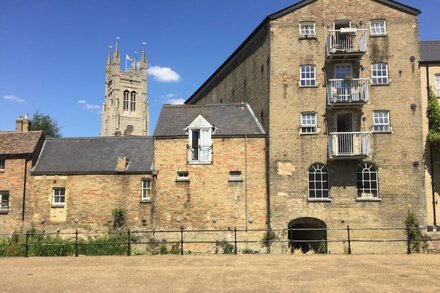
[100, 40, 149, 136]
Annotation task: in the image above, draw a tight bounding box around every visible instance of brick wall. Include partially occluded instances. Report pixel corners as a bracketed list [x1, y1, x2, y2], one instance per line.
[154, 136, 267, 230]
[0, 158, 30, 233]
[26, 174, 153, 232]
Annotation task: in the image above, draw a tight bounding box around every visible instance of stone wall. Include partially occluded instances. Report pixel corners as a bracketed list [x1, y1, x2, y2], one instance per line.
[26, 174, 153, 233]
[153, 136, 267, 231]
[268, 0, 425, 253]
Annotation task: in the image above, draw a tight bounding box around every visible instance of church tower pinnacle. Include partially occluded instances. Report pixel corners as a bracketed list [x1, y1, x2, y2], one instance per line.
[100, 39, 149, 136]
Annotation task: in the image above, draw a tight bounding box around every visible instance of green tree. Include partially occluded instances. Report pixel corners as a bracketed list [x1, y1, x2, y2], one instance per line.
[427, 88, 440, 144]
[30, 111, 62, 137]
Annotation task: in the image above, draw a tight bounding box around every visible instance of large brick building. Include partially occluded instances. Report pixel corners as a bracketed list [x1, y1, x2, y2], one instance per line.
[186, 0, 427, 252]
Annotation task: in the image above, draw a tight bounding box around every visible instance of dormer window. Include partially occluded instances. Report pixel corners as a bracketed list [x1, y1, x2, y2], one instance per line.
[186, 115, 213, 164]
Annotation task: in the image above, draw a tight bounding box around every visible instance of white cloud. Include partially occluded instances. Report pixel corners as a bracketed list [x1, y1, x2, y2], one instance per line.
[3, 95, 26, 103]
[166, 98, 185, 105]
[161, 93, 178, 99]
[148, 66, 181, 82]
[78, 99, 101, 111]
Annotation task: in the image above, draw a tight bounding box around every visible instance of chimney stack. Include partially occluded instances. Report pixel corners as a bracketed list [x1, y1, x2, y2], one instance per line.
[16, 114, 31, 132]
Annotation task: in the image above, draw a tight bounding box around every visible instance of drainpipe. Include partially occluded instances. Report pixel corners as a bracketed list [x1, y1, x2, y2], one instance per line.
[427, 64, 437, 227]
[21, 157, 29, 221]
[244, 135, 248, 231]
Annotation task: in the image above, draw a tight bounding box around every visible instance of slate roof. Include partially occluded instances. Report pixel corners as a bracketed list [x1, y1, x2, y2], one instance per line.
[32, 136, 153, 175]
[420, 41, 440, 63]
[0, 131, 43, 155]
[154, 103, 265, 137]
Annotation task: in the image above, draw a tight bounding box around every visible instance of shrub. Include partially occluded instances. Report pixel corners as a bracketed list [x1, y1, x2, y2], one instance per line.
[215, 240, 235, 254]
[405, 210, 431, 253]
[261, 230, 278, 253]
[112, 208, 126, 229]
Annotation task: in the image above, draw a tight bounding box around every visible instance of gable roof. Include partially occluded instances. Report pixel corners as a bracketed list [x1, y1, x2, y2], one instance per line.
[154, 103, 265, 137]
[269, 0, 420, 19]
[0, 131, 43, 155]
[420, 41, 440, 63]
[186, 0, 420, 105]
[32, 136, 153, 175]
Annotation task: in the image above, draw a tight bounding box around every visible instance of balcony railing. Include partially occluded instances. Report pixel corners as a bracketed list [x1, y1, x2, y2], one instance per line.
[328, 132, 371, 158]
[188, 145, 212, 164]
[327, 78, 369, 105]
[326, 29, 368, 56]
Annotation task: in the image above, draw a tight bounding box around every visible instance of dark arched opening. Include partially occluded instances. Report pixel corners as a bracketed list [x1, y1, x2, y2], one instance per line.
[288, 217, 327, 253]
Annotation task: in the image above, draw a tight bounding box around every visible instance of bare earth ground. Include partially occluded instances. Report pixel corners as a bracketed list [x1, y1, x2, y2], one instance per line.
[1, 255, 440, 292]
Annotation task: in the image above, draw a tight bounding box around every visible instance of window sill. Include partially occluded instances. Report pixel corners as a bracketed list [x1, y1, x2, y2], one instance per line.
[188, 161, 212, 165]
[300, 132, 319, 136]
[0, 210, 8, 214]
[371, 83, 390, 87]
[356, 198, 381, 202]
[370, 34, 387, 38]
[373, 131, 392, 134]
[228, 179, 243, 183]
[0, 170, 4, 173]
[298, 85, 319, 88]
[51, 205, 65, 208]
[140, 200, 152, 204]
[299, 36, 317, 40]
[308, 198, 331, 203]
[176, 179, 190, 183]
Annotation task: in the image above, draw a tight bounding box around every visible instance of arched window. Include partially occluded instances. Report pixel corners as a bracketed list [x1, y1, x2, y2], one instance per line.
[123, 91, 129, 110]
[130, 92, 136, 111]
[356, 163, 378, 199]
[308, 163, 329, 199]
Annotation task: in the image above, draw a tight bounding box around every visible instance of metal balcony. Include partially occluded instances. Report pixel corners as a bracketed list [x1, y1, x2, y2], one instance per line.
[327, 78, 369, 106]
[188, 145, 212, 164]
[326, 29, 368, 58]
[328, 132, 371, 159]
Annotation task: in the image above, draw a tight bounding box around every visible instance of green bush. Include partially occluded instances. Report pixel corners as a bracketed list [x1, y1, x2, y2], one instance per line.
[215, 240, 235, 254]
[112, 208, 126, 229]
[405, 210, 431, 253]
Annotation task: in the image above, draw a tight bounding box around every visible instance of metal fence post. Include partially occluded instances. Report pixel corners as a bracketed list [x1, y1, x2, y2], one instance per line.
[75, 229, 79, 257]
[234, 227, 237, 255]
[127, 229, 131, 256]
[347, 225, 352, 255]
[180, 227, 184, 255]
[25, 231, 29, 257]
[406, 225, 411, 254]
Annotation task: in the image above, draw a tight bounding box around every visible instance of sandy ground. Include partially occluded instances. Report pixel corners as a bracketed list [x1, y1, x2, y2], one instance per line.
[1, 255, 439, 292]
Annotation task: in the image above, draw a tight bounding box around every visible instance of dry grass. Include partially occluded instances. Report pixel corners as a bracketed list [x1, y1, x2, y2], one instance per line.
[1, 254, 440, 292]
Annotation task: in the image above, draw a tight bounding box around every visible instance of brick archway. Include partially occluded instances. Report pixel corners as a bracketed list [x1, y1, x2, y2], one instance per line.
[288, 217, 327, 253]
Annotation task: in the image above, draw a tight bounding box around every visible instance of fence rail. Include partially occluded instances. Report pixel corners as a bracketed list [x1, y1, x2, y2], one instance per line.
[0, 226, 438, 257]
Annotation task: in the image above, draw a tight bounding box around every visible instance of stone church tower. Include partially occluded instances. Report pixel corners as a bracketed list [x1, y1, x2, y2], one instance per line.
[100, 41, 149, 136]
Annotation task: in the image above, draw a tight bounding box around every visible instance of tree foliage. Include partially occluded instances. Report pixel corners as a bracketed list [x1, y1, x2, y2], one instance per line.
[427, 88, 440, 144]
[30, 111, 62, 138]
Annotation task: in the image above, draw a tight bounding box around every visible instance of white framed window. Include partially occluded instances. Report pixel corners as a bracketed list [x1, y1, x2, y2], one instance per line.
[228, 171, 242, 182]
[52, 188, 65, 207]
[373, 111, 391, 132]
[299, 22, 316, 38]
[176, 171, 190, 182]
[308, 163, 329, 200]
[189, 128, 212, 163]
[435, 74, 440, 97]
[0, 159, 5, 171]
[0, 191, 9, 213]
[356, 163, 379, 199]
[141, 179, 151, 201]
[370, 20, 387, 36]
[300, 65, 317, 87]
[300, 113, 317, 134]
[371, 63, 389, 85]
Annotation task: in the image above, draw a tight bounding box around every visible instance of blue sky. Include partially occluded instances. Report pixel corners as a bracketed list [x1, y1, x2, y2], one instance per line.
[1, 0, 439, 137]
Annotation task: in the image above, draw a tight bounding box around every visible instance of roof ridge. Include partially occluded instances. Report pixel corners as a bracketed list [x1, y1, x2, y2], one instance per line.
[164, 102, 249, 108]
[45, 136, 152, 141]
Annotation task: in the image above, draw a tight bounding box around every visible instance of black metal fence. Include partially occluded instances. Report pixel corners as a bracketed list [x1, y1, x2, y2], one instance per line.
[0, 226, 438, 257]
